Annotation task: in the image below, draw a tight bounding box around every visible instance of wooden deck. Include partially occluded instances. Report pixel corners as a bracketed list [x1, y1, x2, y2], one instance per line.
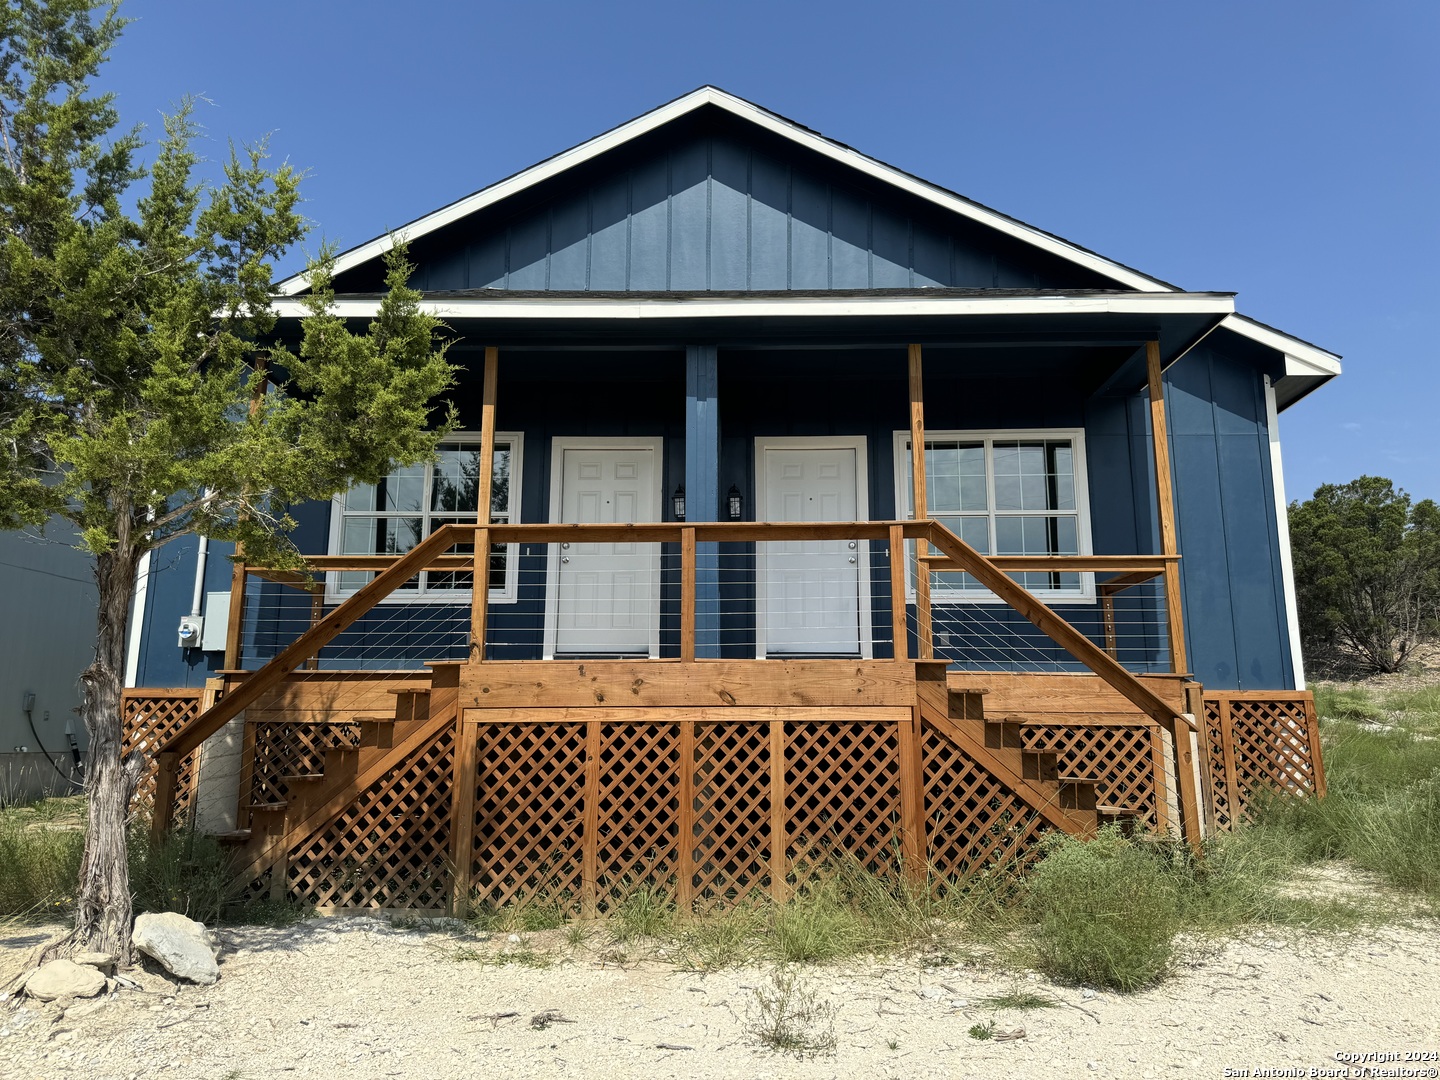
[124, 659, 1321, 914]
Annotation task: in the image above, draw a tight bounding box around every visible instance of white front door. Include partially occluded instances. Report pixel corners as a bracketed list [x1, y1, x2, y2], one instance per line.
[756, 439, 871, 658]
[546, 442, 661, 658]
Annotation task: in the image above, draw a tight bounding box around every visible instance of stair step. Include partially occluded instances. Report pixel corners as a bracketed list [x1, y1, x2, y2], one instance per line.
[280, 773, 325, 785]
[248, 801, 288, 811]
[947, 688, 987, 721]
[211, 830, 252, 845]
[1058, 780, 1098, 813]
[1097, 805, 1148, 837]
[385, 687, 431, 696]
[983, 719, 1025, 750]
[1021, 749, 1059, 783]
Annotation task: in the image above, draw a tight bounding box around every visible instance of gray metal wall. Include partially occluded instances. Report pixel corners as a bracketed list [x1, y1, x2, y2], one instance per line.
[0, 524, 95, 801]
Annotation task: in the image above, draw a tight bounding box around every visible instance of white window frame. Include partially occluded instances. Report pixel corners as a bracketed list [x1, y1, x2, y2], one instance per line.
[892, 427, 1095, 605]
[325, 432, 523, 604]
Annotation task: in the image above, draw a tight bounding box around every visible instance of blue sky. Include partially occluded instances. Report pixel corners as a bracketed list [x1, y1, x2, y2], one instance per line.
[99, 0, 1437, 503]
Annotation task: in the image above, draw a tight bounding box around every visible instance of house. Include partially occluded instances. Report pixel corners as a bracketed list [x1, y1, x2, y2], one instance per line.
[125, 88, 1334, 913]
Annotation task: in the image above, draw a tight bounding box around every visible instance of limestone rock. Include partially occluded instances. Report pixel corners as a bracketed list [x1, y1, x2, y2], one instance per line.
[23, 960, 107, 1002]
[71, 951, 117, 972]
[132, 913, 219, 985]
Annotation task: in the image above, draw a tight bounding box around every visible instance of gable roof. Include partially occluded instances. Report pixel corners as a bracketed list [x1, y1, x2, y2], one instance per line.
[275, 86, 1339, 387]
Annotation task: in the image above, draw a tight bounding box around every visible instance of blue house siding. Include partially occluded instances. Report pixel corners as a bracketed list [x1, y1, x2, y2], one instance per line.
[132, 533, 236, 688]
[1167, 344, 1295, 691]
[337, 118, 1116, 297]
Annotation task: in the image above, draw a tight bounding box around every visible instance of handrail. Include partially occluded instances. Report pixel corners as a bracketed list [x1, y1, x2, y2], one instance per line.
[155, 524, 463, 760]
[917, 520, 1180, 727]
[151, 515, 1193, 841]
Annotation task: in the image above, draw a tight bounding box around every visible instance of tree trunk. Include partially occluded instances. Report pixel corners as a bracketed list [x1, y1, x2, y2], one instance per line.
[73, 536, 143, 960]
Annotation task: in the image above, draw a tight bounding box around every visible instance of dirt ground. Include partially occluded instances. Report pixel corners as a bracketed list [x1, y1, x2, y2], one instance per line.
[3, 907, 1438, 1080]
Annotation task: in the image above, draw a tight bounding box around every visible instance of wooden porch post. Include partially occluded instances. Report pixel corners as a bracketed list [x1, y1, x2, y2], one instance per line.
[1146, 341, 1187, 675]
[908, 344, 933, 660]
[470, 346, 500, 659]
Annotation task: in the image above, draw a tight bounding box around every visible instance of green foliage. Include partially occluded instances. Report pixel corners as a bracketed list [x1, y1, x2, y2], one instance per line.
[129, 828, 238, 925]
[1289, 477, 1440, 673]
[0, 808, 85, 915]
[1251, 702, 1440, 903]
[1022, 828, 1181, 991]
[0, 2, 454, 947]
[607, 878, 675, 941]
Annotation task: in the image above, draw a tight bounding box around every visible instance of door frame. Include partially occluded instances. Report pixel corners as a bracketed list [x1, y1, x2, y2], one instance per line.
[543, 436, 665, 660]
[753, 436, 873, 660]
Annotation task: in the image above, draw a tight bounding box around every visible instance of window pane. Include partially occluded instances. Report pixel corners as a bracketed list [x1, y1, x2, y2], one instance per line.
[491, 447, 511, 518]
[432, 446, 480, 513]
[994, 439, 1075, 512]
[342, 483, 376, 512]
[922, 441, 985, 513]
[377, 465, 424, 514]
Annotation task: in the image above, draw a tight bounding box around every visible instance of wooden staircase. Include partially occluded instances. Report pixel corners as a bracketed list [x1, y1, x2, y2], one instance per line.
[223, 667, 461, 890]
[914, 663, 1148, 837]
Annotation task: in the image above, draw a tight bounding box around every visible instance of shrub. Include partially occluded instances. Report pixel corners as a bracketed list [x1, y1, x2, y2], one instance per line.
[1022, 828, 1180, 991]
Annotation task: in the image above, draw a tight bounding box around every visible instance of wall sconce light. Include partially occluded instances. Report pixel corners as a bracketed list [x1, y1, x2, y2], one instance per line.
[672, 484, 686, 522]
[727, 484, 744, 521]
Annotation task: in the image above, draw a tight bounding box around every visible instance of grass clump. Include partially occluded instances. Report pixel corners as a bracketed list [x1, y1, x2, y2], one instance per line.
[1249, 700, 1440, 905]
[130, 828, 239, 925]
[746, 966, 837, 1057]
[608, 878, 675, 941]
[1022, 827, 1180, 991]
[975, 986, 1057, 1011]
[0, 805, 85, 916]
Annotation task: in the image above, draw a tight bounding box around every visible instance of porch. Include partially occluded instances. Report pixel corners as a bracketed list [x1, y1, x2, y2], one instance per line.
[126, 515, 1323, 914]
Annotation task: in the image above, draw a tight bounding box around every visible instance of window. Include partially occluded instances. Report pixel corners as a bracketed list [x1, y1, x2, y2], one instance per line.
[326, 434, 522, 603]
[893, 429, 1092, 603]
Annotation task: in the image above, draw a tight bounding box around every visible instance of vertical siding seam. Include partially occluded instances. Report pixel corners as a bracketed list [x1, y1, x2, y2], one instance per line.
[907, 218, 915, 289]
[665, 152, 673, 291]
[829, 183, 836, 289]
[745, 148, 752, 291]
[785, 163, 793, 291]
[866, 199, 874, 290]
[584, 189, 592, 292]
[1203, 358, 1242, 687]
[503, 225, 512, 290]
[705, 139, 713, 292]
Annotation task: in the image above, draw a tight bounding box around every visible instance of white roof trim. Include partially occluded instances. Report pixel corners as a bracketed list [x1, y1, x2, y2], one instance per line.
[1218, 315, 1342, 375]
[275, 87, 1173, 297]
[274, 87, 1339, 374]
[268, 292, 1233, 322]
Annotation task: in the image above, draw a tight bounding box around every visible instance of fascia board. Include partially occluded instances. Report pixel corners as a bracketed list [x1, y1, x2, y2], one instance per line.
[267, 293, 1233, 322]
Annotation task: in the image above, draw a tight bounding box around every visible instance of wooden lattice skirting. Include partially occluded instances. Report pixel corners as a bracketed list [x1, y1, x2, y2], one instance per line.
[1203, 692, 1325, 829]
[122, 689, 205, 822]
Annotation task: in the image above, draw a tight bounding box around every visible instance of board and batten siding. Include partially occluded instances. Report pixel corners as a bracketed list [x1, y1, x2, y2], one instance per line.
[355, 124, 1114, 296]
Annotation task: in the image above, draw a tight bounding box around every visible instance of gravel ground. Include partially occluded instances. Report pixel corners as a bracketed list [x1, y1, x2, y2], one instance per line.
[2, 912, 1437, 1080]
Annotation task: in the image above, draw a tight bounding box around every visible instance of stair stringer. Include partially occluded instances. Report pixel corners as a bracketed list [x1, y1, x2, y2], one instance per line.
[914, 669, 1094, 838]
[232, 679, 460, 892]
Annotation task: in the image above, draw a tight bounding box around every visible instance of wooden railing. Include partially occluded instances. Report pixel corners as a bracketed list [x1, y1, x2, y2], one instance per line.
[151, 519, 1193, 839]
